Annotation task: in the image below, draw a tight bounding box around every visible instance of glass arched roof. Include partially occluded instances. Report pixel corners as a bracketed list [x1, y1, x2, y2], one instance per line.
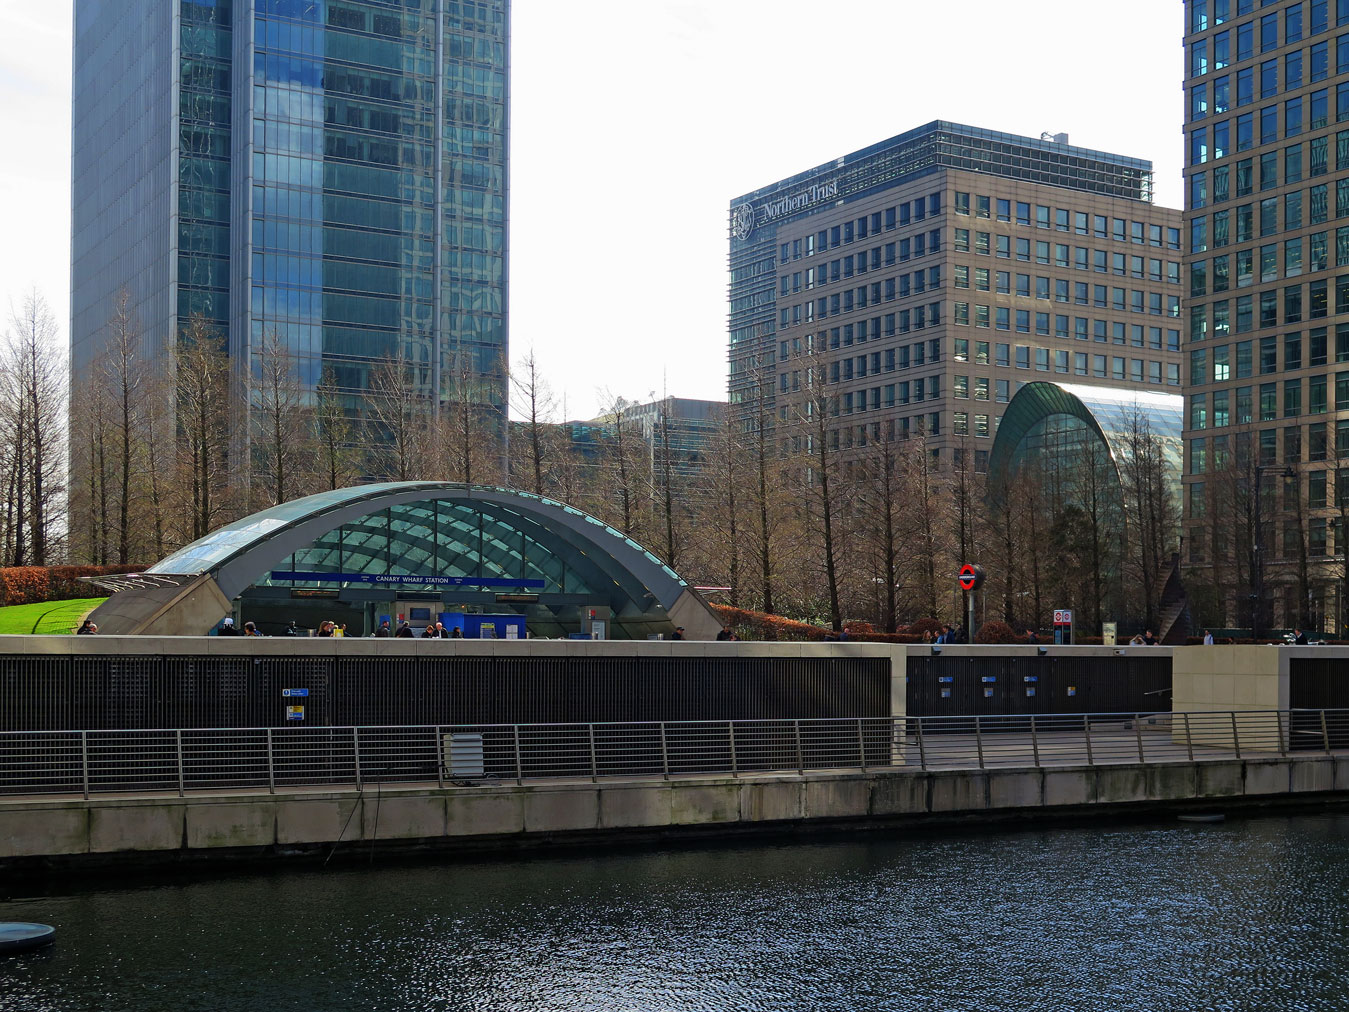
[146, 483, 688, 607]
[987, 381, 1183, 496]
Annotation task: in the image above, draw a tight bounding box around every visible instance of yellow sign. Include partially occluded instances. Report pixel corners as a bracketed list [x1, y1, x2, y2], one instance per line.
[286, 705, 305, 721]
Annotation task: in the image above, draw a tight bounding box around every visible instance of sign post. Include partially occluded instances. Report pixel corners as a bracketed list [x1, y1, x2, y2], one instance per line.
[1053, 609, 1074, 645]
[957, 565, 986, 642]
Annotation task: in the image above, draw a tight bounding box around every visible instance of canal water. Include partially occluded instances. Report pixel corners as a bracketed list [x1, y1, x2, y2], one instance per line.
[4, 813, 1349, 1010]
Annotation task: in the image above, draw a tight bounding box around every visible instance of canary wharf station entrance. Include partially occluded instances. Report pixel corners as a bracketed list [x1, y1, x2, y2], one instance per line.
[86, 483, 719, 640]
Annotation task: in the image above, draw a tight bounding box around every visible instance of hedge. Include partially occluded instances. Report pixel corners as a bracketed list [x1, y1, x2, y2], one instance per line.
[0, 566, 145, 607]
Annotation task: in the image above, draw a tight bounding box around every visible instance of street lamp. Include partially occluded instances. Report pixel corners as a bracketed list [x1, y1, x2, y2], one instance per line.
[1251, 463, 1297, 640]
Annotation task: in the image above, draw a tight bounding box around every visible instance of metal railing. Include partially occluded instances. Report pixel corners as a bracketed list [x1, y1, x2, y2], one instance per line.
[1, 710, 1347, 800]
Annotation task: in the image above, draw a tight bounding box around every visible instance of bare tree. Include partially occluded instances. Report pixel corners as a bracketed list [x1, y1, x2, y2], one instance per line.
[366, 349, 428, 482]
[175, 316, 234, 540]
[313, 366, 362, 492]
[5, 290, 66, 564]
[250, 330, 308, 507]
[100, 290, 142, 563]
[509, 348, 556, 495]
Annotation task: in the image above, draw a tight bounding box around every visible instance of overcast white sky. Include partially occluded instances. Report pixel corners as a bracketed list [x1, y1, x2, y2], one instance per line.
[0, 0, 1184, 420]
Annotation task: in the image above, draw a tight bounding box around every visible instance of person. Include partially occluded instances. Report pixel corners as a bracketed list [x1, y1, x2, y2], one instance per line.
[243, 621, 260, 637]
[716, 625, 736, 641]
[316, 621, 333, 638]
[1142, 629, 1158, 646]
[922, 629, 934, 644]
[333, 623, 346, 638]
[1025, 629, 1038, 644]
[670, 626, 685, 641]
[449, 625, 463, 638]
[1294, 628, 1309, 645]
[395, 621, 414, 639]
[374, 620, 392, 638]
[76, 619, 96, 635]
[218, 617, 239, 636]
[284, 621, 299, 637]
[1129, 632, 1145, 645]
[1203, 629, 1215, 645]
[421, 622, 441, 638]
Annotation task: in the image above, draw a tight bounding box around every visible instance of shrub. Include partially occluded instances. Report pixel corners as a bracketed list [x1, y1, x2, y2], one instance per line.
[0, 565, 145, 607]
[709, 605, 922, 643]
[975, 620, 1017, 644]
[903, 617, 944, 640]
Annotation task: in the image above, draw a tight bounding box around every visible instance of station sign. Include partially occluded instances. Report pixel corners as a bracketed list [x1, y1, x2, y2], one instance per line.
[958, 564, 985, 592]
[1053, 609, 1073, 625]
[281, 688, 309, 698]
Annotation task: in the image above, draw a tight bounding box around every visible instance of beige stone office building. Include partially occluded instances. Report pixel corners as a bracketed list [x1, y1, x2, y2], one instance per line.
[1182, 0, 1349, 634]
[727, 121, 1183, 474]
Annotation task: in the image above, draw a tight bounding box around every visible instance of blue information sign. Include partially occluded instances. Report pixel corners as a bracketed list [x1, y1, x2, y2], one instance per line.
[270, 571, 546, 590]
[281, 688, 309, 698]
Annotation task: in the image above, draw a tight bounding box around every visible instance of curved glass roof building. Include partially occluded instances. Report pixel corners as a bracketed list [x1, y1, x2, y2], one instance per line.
[92, 484, 720, 639]
[987, 382, 1184, 500]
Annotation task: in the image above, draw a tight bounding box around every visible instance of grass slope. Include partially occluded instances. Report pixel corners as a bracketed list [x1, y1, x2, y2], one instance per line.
[0, 597, 108, 635]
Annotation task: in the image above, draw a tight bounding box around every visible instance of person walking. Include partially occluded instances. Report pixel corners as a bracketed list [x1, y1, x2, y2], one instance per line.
[716, 625, 736, 641]
[395, 621, 414, 639]
[1142, 629, 1158, 646]
[76, 619, 97, 635]
[374, 619, 392, 638]
[670, 626, 685, 641]
[1293, 628, 1310, 645]
[243, 621, 261, 637]
[284, 621, 299, 637]
[218, 618, 239, 636]
[1203, 629, 1215, 645]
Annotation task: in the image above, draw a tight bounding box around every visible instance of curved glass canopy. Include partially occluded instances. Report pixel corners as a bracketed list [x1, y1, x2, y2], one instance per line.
[147, 483, 689, 615]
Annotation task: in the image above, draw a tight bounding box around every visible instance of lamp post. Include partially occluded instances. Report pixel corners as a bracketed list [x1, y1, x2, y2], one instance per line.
[1251, 463, 1297, 641]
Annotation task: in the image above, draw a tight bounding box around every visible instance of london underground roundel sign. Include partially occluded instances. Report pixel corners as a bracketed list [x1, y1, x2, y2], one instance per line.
[958, 564, 985, 592]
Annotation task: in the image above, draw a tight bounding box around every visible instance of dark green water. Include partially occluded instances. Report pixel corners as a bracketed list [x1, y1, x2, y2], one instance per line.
[5, 814, 1349, 1011]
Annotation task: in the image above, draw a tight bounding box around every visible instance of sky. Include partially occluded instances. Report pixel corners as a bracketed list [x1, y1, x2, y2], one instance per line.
[0, 0, 1184, 421]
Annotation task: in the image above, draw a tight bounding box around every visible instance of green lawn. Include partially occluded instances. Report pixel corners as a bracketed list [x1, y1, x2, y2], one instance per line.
[0, 597, 108, 635]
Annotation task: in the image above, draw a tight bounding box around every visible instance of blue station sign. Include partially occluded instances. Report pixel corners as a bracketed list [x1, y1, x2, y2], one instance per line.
[270, 572, 546, 590]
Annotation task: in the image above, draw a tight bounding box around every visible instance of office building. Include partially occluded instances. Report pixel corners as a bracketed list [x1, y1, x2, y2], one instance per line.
[1182, 0, 1349, 633]
[727, 121, 1183, 475]
[71, 0, 509, 451]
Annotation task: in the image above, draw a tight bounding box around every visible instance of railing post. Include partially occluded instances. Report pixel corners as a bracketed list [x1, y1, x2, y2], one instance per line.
[588, 723, 598, 783]
[1083, 714, 1094, 766]
[1277, 711, 1288, 758]
[1322, 709, 1332, 755]
[513, 724, 524, 785]
[1182, 711, 1194, 762]
[80, 731, 90, 800]
[1134, 713, 1145, 764]
[1231, 712, 1242, 760]
[915, 717, 927, 771]
[857, 718, 868, 772]
[728, 722, 739, 778]
[974, 715, 985, 770]
[175, 729, 185, 798]
[266, 728, 276, 795]
[659, 722, 670, 781]
[353, 727, 363, 790]
[435, 726, 444, 790]
[793, 720, 804, 774]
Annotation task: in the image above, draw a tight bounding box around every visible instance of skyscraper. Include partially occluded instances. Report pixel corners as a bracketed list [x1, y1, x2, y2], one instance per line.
[728, 121, 1183, 474]
[1182, 0, 1347, 634]
[71, 0, 509, 457]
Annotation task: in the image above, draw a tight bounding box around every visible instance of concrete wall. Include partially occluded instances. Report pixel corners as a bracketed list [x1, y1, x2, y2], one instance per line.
[4, 755, 1344, 871]
[1172, 645, 1290, 751]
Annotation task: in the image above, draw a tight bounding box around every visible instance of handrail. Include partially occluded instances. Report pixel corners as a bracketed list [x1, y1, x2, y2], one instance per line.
[0, 709, 1342, 800]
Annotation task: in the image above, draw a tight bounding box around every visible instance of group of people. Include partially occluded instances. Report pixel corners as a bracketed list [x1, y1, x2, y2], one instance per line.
[372, 619, 464, 638]
[1128, 629, 1161, 646]
[923, 624, 967, 644]
[216, 617, 261, 636]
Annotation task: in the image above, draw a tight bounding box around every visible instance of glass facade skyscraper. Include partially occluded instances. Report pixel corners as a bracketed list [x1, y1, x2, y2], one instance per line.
[72, 0, 509, 453]
[1182, 0, 1349, 633]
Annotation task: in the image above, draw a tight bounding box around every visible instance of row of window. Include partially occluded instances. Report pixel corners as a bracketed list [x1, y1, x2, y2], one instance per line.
[779, 287, 943, 328]
[1192, 192, 1349, 261]
[1191, 35, 1344, 119]
[1190, 132, 1349, 214]
[777, 191, 943, 262]
[1188, 373, 1349, 433]
[1189, 423, 1348, 480]
[1189, 2, 1342, 76]
[953, 302, 1183, 346]
[1191, 279, 1349, 339]
[1190, 89, 1349, 165]
[1190, 326, 1349, 382]
[778, 336, 943, 375]
[957, 263, 1181, 292]
[952, 194, 1177, 249]
[1191, 1, 1334, 38]
[777, 230, 943, 294]
[956, 273, 1183, 318]
[956, 229, 1184, 269]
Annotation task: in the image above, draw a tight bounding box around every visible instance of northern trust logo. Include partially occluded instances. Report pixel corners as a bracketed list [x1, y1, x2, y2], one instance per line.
[731, 178, 839, 241]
